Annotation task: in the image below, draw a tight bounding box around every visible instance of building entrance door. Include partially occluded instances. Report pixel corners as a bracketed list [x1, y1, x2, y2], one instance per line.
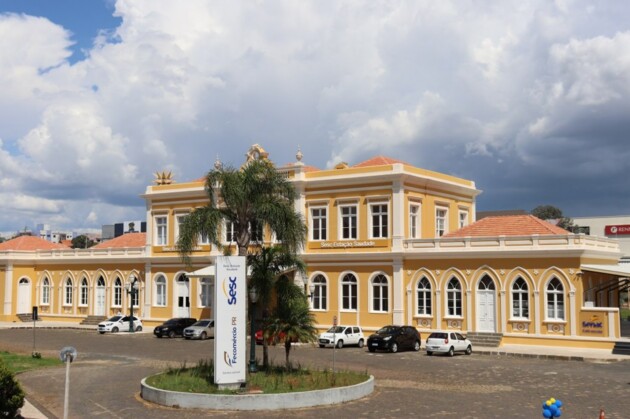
[176, 275, 190, 317]
[95, 277, 106, 316]
[477, 275, 496, 332]
[17, 278, 32, 314]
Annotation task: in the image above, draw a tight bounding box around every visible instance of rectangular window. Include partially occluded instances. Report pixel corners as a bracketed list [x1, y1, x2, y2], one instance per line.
[370, 204, 388, 238]
[340, 205, 357, 240]
[200, 279, 213, 307]
[435, 208, 447, 237]
[80, 284, 88, 306]
[458, 210, 468, 229]
[409, 204, 420, 238]
[175, 215, 186, 243]
[311, 207, 327, 241]
[225, 221, 235, 243]
[155, 216, 168, 246]
[250, 221, 263, 242]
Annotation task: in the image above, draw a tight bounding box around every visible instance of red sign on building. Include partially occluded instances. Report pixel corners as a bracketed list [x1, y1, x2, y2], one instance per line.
[605, 225, 630, 235]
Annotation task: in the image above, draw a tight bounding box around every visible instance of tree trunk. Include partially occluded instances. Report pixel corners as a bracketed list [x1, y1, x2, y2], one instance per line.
[263, 336, 269, 368]
[284, 340, 291, 369]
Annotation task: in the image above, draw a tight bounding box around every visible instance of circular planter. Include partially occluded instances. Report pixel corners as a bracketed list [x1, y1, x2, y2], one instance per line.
[141, 375, 374, 410]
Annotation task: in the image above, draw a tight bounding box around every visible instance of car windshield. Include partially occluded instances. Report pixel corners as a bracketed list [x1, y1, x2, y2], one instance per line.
[429, 332, 448, 339]
[376, 326, 399, 334]
[193, 321, 211, 327]
[165, 320, 179, 325]
[107, 316, 123, 322]
[326, 326, 346, 333]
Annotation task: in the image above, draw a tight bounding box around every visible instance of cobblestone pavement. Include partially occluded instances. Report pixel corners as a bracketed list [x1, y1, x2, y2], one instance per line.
[2, 328, 629, 419]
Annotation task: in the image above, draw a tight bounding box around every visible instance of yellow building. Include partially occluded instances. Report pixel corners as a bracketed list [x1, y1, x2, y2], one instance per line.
[0, 144, 627, 350]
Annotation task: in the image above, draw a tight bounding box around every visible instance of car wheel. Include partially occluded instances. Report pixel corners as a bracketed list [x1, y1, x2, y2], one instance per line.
[156, 334, 162, 338]
[390, 342, 398, 353]
[427, 351, 433, 356]
[368, 347, 376, 352]
[135, 326, 142, 332]
[200, 332, 207, 340]
[319, 344, 325, 348]
[112, 327, 119, 333]
[448, 346, 455, 357]
[465, 345, 472, 355]
[358, 339, 364, 348]
[168, 330, 176, 338]
[413, 340, 421, 352]
[99, 331, 105, 335]
[336, 340, 344, 349]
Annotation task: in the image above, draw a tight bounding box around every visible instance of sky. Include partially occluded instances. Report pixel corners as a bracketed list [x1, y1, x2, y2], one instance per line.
[1, 0, 630, 236]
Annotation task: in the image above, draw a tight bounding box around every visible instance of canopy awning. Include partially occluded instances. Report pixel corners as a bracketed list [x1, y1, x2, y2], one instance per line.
[581, 264, 630, 277]
[186, 266, 215, 278]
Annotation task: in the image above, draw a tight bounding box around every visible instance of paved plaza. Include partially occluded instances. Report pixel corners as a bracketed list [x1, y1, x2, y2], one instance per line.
[1, 325, 629, 418]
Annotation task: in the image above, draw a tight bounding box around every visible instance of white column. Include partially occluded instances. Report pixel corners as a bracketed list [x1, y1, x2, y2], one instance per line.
[534, 291, 541, 334]
[466, 289, 473, 332]
[143, 263, 151, 319]
[569, 291, 576, 336]
[393, 259, 404, 324]
[500, 290, 507, 333]
[4, 263, 13, 315]
[435, 290, 442, 328]
[392, 177, 405, 252]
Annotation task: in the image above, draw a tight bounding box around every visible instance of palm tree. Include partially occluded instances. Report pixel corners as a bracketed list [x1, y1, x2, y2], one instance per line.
[177, 158, 306, 263]
[248, 245, 306, 368]
[267, 276, 318, 369]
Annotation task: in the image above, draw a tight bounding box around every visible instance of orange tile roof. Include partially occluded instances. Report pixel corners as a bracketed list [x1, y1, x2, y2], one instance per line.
[443, 215, 570, 238]
[92, 233, 146, 249]
[352, 156, 409, 168]
[0, 236, 69, 251]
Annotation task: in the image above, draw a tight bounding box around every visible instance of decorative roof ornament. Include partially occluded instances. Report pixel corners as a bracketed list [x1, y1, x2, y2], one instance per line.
[245, 144, 269, 163]
[153, 170, 174, 185]
[335, 162, 349, 170]
[296, 146, 303, 162]
[214, 155, 223, 171]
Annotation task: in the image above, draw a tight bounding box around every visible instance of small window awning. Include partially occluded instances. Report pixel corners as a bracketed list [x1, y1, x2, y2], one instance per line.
[186, 266, 215, 278]
[581, 264, 630, 277]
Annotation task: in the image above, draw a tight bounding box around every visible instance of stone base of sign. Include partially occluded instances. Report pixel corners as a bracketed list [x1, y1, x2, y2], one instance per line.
[141, 375, 374, 410]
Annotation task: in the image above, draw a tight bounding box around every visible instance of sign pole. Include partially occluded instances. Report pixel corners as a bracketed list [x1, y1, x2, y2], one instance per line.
[332, 315, 337, 376]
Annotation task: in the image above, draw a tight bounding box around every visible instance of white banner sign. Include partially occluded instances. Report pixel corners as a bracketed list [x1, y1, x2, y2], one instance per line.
[214, 256, 247, 385]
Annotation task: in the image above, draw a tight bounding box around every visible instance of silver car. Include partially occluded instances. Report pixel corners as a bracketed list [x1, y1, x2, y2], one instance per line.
[425, 331, 472, 356]
[183, 319, 214, 340]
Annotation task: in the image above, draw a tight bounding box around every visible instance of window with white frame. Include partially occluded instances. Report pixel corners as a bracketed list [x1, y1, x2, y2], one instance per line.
[436, 208, 448, 237]
[416, 277, 432, 315]
[200, 278, 212, 307]
[80, 278, 88, 306]
[371, 274, 389, 312]
[340, 205, 357, 240]
[175, 214, 187, 243]
[64, 278, 73, 306]
[511, 277, 529, 318]
[250, 220, 264, 243]
[42, 277, 50, 305]
[546, 278, 564, 320]
[446, 278, 462, 316]
[113, 278, 122, 307]
[155, 215, 168, 245]
[409, 204, 420, 238]
[311, 275, 327, 310]
[131, 280, 139, 306]
[341, 273, 357, 311]
[370, 203, 388, 238]
[311, 207, 327, 241]
[225, 220, 235, 243]
[155, 275, 166, 306]
[458, 210, 468, 229]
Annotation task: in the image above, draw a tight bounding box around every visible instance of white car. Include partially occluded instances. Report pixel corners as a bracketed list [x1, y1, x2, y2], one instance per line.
[318, 326, 364, 348]
[425, 331, 472, 356]
[98, 315, 143, 334]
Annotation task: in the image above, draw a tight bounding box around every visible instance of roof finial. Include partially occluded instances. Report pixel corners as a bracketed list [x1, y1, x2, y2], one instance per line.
[296, 145, 303, 163]
[214, 155, 223, 171]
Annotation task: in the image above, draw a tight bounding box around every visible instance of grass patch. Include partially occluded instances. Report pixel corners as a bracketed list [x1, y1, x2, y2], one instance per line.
[0, 351, 61, 374]
[146, 359, 369, 394]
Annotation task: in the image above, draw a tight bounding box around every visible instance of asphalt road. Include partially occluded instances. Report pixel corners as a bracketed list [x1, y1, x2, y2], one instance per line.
[2, 329, 630, 418]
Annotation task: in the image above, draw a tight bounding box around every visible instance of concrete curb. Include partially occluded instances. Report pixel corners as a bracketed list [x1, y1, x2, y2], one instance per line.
[141, 375, 374, 410]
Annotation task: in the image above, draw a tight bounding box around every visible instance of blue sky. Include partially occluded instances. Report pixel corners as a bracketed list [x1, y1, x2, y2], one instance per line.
[1, 1, 630, 236]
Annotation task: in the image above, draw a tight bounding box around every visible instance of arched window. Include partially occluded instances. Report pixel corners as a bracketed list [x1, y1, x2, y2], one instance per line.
[546, 277, 564, 320]
[80, 278, 89, 306]
[311, 275, 327, 310]
[446, 278, 462, 316]
[478, 275, 495, 291]
[416, 277, 432, 315]
[155, 275, 166, 306]
[341, 273, 357, 311]
[372, 274, 389, 312]
[511, 277, 529, 318]
[114, 278, 122, 307]
[42, 277, 50, 305]
[64, 278, 73, 306]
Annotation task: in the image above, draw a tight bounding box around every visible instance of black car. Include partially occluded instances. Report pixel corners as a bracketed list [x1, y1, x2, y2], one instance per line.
[367, 325, 421, 353]
[153, 317, 197, 338]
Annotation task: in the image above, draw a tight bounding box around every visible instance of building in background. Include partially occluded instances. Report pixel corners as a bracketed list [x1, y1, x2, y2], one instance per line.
[572, 215, 630, 263]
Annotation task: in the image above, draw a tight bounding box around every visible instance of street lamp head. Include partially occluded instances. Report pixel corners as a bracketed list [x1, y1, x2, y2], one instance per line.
[249, 286, 258, 304]
[308, 283, 315, 301]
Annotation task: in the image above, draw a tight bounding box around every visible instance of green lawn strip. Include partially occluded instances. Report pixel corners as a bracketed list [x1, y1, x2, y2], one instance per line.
[0, 351, 61, 374]
[146, 360, 369, 394]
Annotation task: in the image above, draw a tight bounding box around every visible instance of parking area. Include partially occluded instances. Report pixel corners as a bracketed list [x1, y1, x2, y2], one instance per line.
[2, 328, 630, 418]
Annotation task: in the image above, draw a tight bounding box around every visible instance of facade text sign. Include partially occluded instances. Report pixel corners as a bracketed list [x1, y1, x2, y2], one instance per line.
[605, 225, 630, 235]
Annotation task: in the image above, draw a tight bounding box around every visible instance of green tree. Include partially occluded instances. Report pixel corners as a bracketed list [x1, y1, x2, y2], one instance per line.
[531, 205, 574, 231]
[0, 362, 25, 417]
[71, 235, 95, 249]
[267, 276, 318, 369]
[248, 245, 306, 368]
[176, 158, 306, 263]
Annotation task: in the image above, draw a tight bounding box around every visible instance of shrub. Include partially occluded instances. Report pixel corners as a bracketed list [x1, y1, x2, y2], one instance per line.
[0, 362, 25, 418]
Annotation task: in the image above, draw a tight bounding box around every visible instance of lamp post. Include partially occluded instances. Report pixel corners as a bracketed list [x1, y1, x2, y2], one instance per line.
[125, 277, 139, 333]
[308, 283, 316, 303]
[249, 286, 258, 373]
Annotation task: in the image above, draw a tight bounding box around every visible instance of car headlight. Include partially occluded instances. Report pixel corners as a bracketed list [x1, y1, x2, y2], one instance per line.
[383, 336, 391, 341]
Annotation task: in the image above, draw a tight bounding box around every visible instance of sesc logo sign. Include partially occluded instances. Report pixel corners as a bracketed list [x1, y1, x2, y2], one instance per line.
[223, 277, 238, 305]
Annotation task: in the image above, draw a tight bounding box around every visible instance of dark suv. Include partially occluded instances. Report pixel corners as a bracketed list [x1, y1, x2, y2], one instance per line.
[153, 317, 197, 338]
[367, 325, 421, 353]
